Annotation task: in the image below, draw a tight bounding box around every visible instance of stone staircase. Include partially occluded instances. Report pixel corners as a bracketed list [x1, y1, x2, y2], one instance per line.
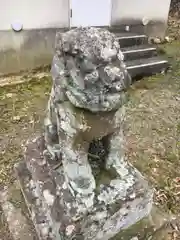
[113, 32, 169, 78]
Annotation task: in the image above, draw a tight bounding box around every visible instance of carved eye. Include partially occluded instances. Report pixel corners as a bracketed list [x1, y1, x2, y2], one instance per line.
[115, 83, 122, 91]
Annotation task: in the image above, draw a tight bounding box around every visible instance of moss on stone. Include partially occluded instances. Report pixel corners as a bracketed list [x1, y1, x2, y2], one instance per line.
[112, 207, 173, 240]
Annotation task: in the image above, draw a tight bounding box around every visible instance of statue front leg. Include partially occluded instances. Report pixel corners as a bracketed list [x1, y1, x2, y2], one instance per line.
[44, 87, 61, 161]
[44, 84, 68, 162]
[56, 101, 96, 208]
[105, 129, 130, 178]
[62, 137, 96, 198]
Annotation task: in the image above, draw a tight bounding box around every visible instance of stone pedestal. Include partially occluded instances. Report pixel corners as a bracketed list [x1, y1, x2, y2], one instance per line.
[15, 136, 154, 240]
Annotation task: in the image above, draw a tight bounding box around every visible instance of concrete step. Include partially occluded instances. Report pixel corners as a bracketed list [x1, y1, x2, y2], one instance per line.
[115, 32, 148, 47]
[126, 56, 169, 78]
[121, 45, 157, 61]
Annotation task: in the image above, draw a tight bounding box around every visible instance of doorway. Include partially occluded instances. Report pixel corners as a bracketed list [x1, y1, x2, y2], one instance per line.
[70, 0, 111, 27]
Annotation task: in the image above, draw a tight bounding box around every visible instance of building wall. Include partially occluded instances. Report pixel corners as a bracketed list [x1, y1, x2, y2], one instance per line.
[0, 0, 171, 77]
[111, 0, 171, 38]
[1, 0, 69, 30]
[0, 0, 70, 76]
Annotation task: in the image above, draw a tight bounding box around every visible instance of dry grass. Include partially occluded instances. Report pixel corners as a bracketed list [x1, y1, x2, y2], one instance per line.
[125, 43, 180, 214]
[0, 20, 180, 239]
[0, 77, 51, 185]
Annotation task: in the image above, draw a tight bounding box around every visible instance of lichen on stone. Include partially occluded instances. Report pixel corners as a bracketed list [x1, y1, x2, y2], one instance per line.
[43, 27, 134, 206]
[15, 27, 154, 240]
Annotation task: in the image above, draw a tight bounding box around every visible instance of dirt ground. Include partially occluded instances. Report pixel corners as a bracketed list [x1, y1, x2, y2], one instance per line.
[0, 20, 180, 239]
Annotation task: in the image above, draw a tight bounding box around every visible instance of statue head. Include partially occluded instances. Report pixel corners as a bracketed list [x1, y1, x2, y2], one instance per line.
[53, 27, 131, 112]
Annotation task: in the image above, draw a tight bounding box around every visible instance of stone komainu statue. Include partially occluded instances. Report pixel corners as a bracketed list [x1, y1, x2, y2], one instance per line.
[16, 27, 154, 240]
[44, 27, 132, 202]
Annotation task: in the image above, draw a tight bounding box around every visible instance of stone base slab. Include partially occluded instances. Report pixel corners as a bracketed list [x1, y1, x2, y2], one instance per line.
[13, 136, 155, 240]
[0, 183, 38, 240]
[13, 136, 175, 240]
[0, 181, 175, 240]
[15, 161, 154, 240]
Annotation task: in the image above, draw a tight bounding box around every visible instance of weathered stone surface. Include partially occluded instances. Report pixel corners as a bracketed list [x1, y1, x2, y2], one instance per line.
[15, 27, 156, 240]
[44, 27, 132, 201]
[170, 0, 180, 16]
[0, 179, 174, 240]
[113, 206, 175, 240]
[51, 27, 131, 113]
[0, 184, 38, 240]
[16, 136, 153, 240]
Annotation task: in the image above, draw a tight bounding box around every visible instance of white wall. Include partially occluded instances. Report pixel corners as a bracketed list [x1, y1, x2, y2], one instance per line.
[70, 0, 111, 27]
[0, 0, 70, 76]
[1, 0, 70, 30]
[0, 0, 171, 32]
[0, 0, 171, 76]
[111, 0, 171, 25]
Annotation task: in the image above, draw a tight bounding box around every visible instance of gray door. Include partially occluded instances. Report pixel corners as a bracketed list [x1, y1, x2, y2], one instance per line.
[71, 0, 111, 27]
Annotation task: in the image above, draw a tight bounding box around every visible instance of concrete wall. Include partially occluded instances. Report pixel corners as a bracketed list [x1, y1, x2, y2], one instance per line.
[0, 0, 70, 76]
[2, 0, 69, 30]
[111, 0, 171, 38]
[0, 0, 171, 76]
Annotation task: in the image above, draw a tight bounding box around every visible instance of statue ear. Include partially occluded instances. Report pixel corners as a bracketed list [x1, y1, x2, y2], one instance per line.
[65, 56, 85, 90]
[55, 32, 63, 52]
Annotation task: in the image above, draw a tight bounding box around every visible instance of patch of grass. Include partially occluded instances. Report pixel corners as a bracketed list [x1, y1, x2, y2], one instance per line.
[126, 39, 180, 216]
[177, 122, 180, 133]
[123, 30, 180, 219]
[0, 76, 51, 185]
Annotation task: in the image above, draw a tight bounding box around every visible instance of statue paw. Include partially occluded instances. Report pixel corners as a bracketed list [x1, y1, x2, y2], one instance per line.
[68, 176, 96, 196]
